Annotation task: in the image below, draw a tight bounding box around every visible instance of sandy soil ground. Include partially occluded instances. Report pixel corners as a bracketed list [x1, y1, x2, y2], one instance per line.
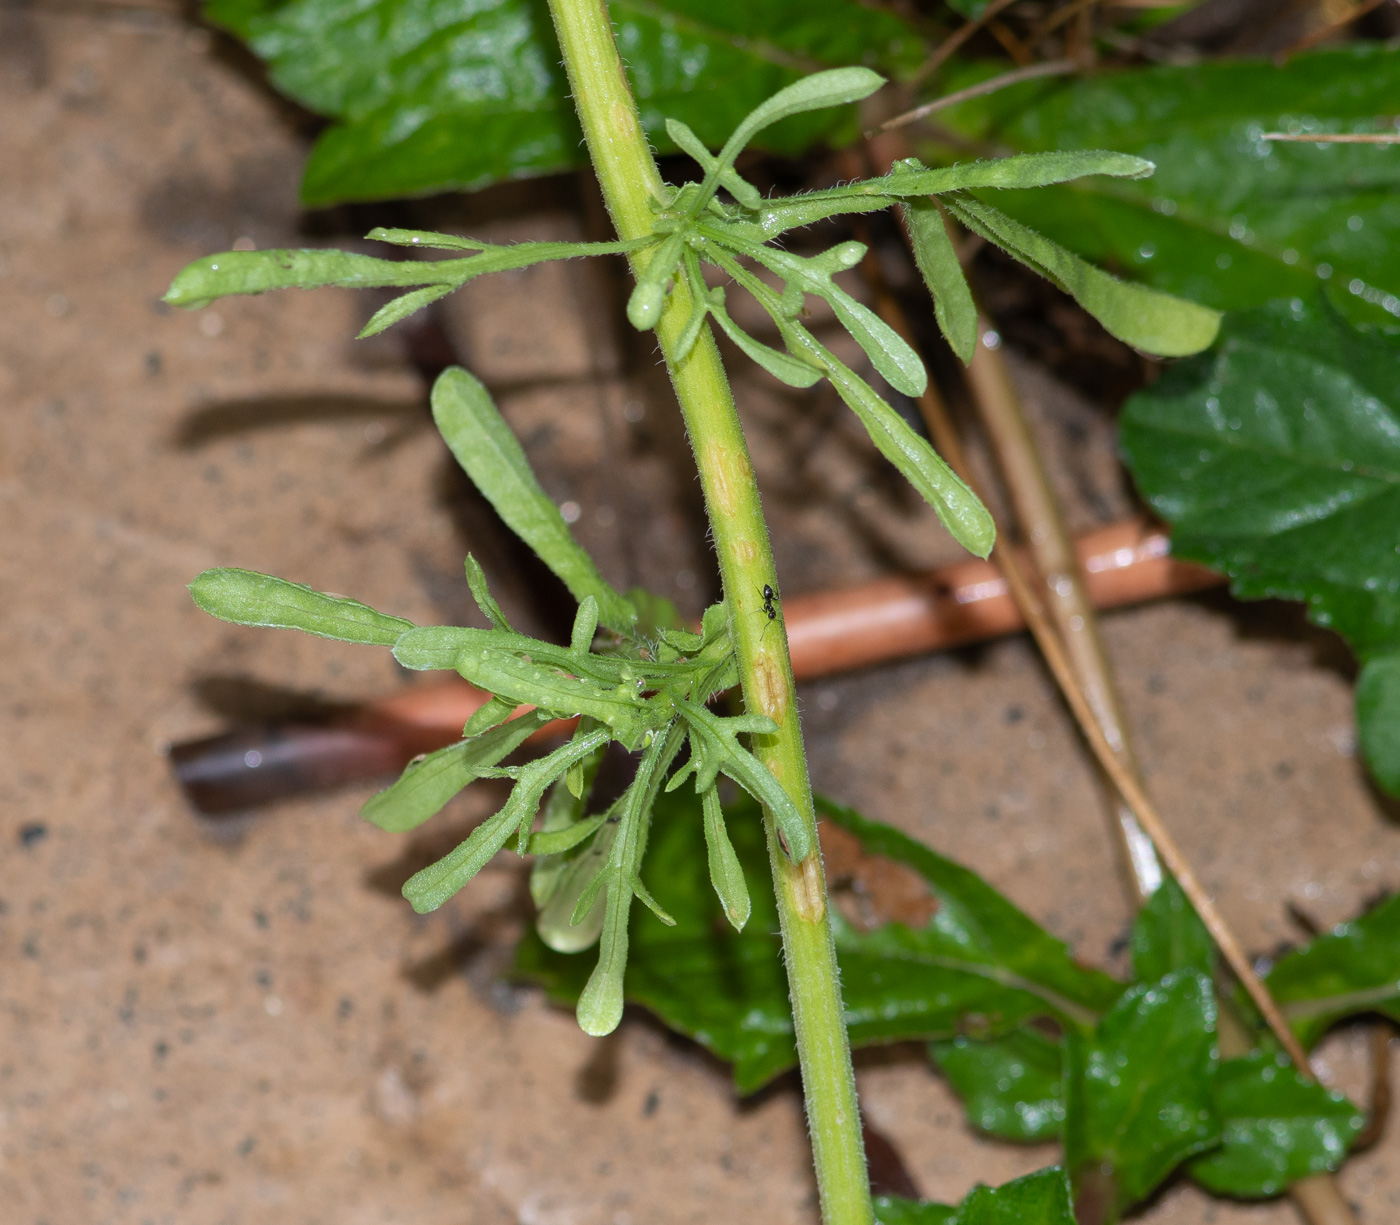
[2, 6, 1397, 1224]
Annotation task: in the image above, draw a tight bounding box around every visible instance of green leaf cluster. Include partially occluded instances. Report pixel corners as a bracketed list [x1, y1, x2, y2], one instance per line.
[1120, 300, 1400, 794]
[935, 44, 1400, 330]
[187, 367, 816, 1039]
[165, 70, 1219, 561]
[521, 796, 1379, 1215]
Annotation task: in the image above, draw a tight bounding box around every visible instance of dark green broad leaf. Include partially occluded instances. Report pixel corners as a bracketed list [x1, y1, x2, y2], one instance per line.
[204, 0, 925, 205]
[932, 1026, 1065, 1143]
[1356, 652, 1400, 795]
[1064, 971, 1220, 1219]
[936, 45, 1400, 329]
[877, 1167, 1074, 1225]
[1188, 1051, 1363, 1198]
[1131, 876, 1215, 985]
[874, 1196, 955, 1225]
[518, 792, 1123, 1092]
[1119, 301, 1400, 793]
[189, 568, 413, 644]
[1266, 891, 1400, 1049]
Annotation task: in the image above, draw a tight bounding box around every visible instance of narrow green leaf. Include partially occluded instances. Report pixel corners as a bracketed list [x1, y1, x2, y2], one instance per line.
[365, 227, 491, 251]
[1188, 1051, 1363, 1197]
[570, 595, 599, 657]
[714, 67, 885, 176]
[932, 1027, 1065, 1142]
[529, 811, 609, 856]
[529, 736, 605, 911]
[577, 726, 684, 1036]
[824, 351, 994, 557]
[676, 698, 808, 861]
[357, 283, 453, 338]
[943, 195, 1220, 357]
[903, 199, 977, 365]
[1266, 891, 1400, 1048]
[462, 694, 517, 737]
[627, 231, 686, 329]
[431, 367, 637, 632]
[735, 236, 928, 397]
[535, 814, 619, 953]
[402, 729, 610, 913]
[665, 118, 762, 210]
[709, 247, 994, 556]
[163, 247, 464, 309]
[362, 712, 550, 833]
[709, 294, 824, 389]
[1131, 875, 1215, 985]
[629, 871, 677, 927]
[702, 787, 751, 931]
[755, 151, 1154, 239]
[463, 554, 512, 632]
[189, 568, 413, 644]
[1064, 970, 1220, 1217]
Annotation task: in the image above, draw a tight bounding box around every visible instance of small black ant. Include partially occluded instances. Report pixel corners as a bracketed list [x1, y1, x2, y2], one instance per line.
[761, 583, 779, 622]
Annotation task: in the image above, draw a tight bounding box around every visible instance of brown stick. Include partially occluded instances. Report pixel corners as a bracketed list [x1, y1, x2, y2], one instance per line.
[870, 59, 1077, 137]
[964, 322, 1162, 901]
[912, 0, 1024, 85]
[1280, 0, 1395, 57]
[1262, 131, 1400, 144]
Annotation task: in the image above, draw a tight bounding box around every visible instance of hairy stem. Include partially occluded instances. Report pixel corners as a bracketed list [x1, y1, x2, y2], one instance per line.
[544, 3, 870, 1222]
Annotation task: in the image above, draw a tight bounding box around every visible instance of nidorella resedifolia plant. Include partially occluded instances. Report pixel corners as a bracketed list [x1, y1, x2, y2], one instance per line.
[164, 29, 1218, 1225]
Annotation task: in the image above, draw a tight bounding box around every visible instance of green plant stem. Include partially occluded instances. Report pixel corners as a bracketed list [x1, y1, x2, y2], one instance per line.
[543, 3, 871, 1223]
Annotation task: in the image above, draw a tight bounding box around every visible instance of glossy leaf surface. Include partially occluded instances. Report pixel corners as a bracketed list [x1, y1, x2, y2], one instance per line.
[932, 1027, 1065, 1142]
[1120, 302, 1400, 791]
[1188, 1051, 1363, 1197]
[938, 45, 1400, 327]
[1266, 892, 1400, 1048]
[518, 793, 1122, 1091]
[1064, 971, 1220, 1217]
[205, 0, 924, 204]
[876, 1166, 1073, 1225]
[1131, 876, 1214, 984]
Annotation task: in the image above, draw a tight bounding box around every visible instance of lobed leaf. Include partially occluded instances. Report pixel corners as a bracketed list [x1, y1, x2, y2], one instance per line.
[362, 711, 551, 833]
[402, 728, 610, 914]
[432, 368, 637, 632]
[943, 195, 1220, 357]
[932, 1027, 1065, 1143]
[1266, 892, 1400, 1048]
[189, 568, 413, 644]
[1064, 970, 1220, 1217]
[1188, 1051, 1363, 1197]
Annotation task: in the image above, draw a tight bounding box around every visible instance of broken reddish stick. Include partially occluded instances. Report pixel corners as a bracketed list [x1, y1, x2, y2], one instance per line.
[171, 518, 1219, 813]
